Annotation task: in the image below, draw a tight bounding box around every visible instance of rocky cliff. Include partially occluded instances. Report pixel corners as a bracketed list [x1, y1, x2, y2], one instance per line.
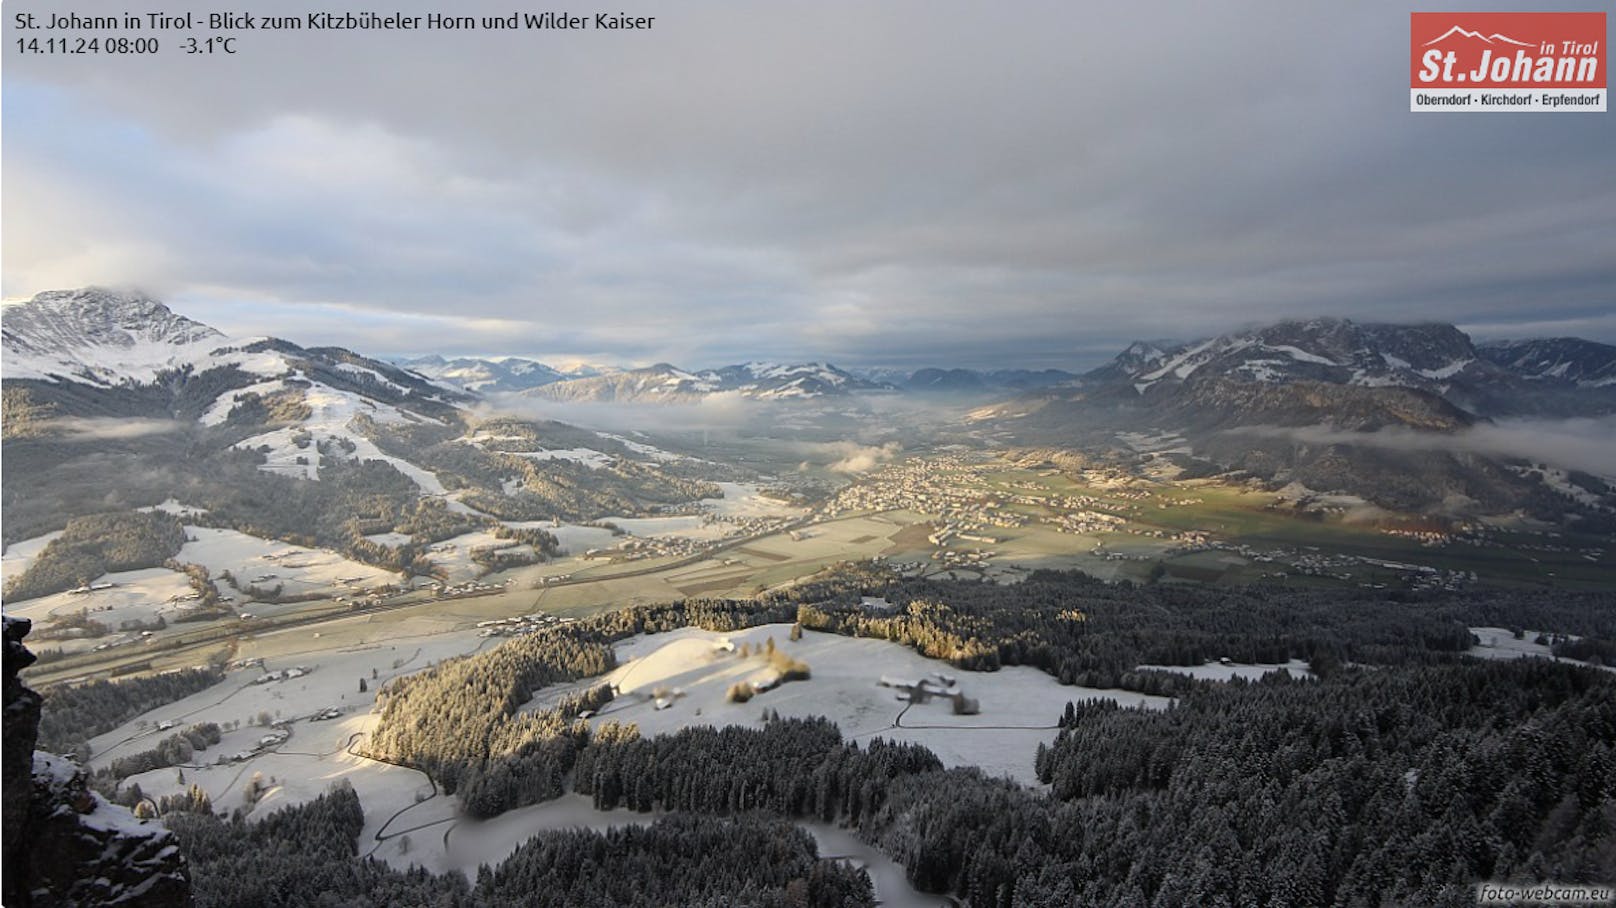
[2, 617, 194, 907]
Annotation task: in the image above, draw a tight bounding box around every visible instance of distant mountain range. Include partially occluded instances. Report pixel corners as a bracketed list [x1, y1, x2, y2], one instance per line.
[0, 289, 729, 551]
[1477, 337, 1616, 389]
[969, 318, 1616, 522]
[7, 291, 1613, 420]
[4, 289, 1613, 525]
[1074, 318, 1616, 419]
[394, 355, 637, 394]
[399, 357, 1081, 401]
[519, 361, 894, 403]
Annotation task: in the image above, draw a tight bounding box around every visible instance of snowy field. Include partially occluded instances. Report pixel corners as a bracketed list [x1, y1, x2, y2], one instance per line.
[556, 623, 1170, 784]
[592, 484, 806, 544]
[1, 530, 63, 587]
[421, 530, 534, 584]
[1468, 627, 1560, 661]
[599, 433, 688, 463]
[96, 617, 493, 862]
[1134, 659, 1314, 682]
[178, 526, 396, 598]
[509, 448, 615, 469]
[501, 521, 618, 557]
[1466, 626, 1612, 673]
[89, 617, 1147, 902]
[435, 795, 937, 908]
[600, 515, 714, 538]
[704, 482, 805, 519]
[2, 567, 199, 653]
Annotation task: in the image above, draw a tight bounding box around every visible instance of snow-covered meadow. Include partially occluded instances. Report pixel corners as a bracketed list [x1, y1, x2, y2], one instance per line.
[90, 617, 1156, 902]
[549, 623, 1170, 784]
[178, 526, 396, 598]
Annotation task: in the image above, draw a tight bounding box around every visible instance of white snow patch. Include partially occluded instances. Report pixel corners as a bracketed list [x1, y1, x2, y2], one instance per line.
[2, 567, 198, 635]
[230, 381, 447, 491]
[582, 624, 1169, 784]
[179, 527, 395, 598]
[138, 499, 211, 519]
[1416, 358, 1473, 380]
[509, 448, 614, 469]
[600, 434, 684, 463]
[502, 522, 618, 556]
[2, 531, 64, 587]
[199, 378, 293, 427]
[1264, 344, 1337, 366]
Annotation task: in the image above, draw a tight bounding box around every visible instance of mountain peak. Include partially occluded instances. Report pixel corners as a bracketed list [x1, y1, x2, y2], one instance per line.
[1086, 317, 1493, 397]
[2, 287, 226, 385]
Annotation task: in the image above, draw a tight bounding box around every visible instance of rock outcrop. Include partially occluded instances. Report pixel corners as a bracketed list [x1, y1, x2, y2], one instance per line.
[2, 616, 194, 907]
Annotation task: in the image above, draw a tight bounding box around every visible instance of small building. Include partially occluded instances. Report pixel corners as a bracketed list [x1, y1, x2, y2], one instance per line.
[860, 596, 897, 615]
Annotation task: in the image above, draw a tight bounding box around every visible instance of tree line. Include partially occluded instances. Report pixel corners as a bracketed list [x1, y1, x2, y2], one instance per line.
[34, 666, 224, 759]
[5, 510, 188, 600]
[166, 781, 874, 907]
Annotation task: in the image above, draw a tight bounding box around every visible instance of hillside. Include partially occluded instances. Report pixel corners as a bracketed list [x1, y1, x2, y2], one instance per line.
[972, 318, 1616, 522]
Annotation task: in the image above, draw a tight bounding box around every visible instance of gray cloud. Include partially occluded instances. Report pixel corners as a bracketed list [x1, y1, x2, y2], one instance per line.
[44, 417, 186, 441]
[3, 1, 1612, 369]
[474, 391, 767, 435]
[1228, 416, 1616, 478]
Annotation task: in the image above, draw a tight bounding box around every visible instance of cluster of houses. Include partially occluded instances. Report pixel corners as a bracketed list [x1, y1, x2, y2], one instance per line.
[587, 535, 710, 562]
[817, 456, 1026, 534]
[476, 611, 574, 638]
[931, 548, 995, 570]
[694, 510, 799, 540]
[1049, 509, 1127, 535]
[428, 579, 507, 600]
[1086, 541, 1156, 564]
[1380, 522, 1606, 566]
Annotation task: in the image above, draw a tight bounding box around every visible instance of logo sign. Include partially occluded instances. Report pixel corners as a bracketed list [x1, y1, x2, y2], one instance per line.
[1411, 12, 1605, 111]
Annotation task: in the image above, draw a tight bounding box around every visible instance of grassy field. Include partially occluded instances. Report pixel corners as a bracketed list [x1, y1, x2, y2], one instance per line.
[890, 459, 1615, 590]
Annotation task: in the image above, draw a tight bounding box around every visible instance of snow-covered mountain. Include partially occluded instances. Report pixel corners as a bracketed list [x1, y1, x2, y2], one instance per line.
[1090, 319, 1493, 395]
[398, 354, 567, 393]
[1, 287, 237, 385]
[1077, 318, 1615, 418]
[2, 289, 465, 482]
[970, 317, 1616, 520]
[527, 361, 892, 403]
[711, 362, 891, 399]
[1477, 338, 1616, 389]
[398, 354, 893, 401]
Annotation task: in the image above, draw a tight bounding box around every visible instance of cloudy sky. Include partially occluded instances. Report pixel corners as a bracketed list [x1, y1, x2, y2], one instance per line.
[4, 1, 1613, 369]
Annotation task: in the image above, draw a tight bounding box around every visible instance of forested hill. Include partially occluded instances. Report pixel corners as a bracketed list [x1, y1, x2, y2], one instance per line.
[39, 567, 1616, 906]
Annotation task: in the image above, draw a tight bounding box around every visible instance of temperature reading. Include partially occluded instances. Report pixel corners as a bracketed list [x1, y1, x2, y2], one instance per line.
[183, 36, 237, 54]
